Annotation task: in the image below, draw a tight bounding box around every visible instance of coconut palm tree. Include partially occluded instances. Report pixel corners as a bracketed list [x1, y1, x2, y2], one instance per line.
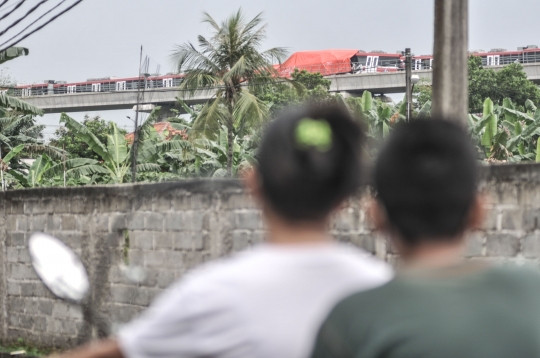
[171, 9, 288, 176]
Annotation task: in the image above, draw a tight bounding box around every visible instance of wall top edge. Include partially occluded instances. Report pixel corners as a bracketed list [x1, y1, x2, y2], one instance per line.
[0, 178, 244, 199]
[0, 162, 539, 199]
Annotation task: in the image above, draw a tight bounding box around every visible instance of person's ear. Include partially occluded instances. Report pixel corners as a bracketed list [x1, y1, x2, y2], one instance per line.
[466, 193, 488, 230]
[243, 168, 263, 205]
[368, 199, 389, 233]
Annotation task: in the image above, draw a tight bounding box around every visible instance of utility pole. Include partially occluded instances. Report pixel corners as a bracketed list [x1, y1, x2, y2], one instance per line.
[405, 48, 413, 122]
[63, 144, 66, 187]
[0, 146, 4, 192]
[431, 0, 469, 125]
[131, 46, 143, 183]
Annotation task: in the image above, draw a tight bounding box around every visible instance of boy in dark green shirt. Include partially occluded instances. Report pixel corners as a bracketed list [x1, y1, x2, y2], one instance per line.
[312, 119, 540, 358]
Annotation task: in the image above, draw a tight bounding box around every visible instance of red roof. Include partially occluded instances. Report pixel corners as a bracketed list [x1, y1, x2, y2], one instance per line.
[125, 122, 188, 144]
[278, 49, 360, 76]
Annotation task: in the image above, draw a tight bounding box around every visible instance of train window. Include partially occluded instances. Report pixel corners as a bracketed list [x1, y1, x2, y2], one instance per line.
[355, 57, 367, 66]
[524, 52, 540, 64]
[116, 81, 126, 91]
[366, 56, 379, 72]
[163, 78, 173, 88]
[487, 55, 500, 66]
[414, 59, 423, 70]
[92, 83, 101, 92]
[146, 80, 154, 88]
[22, 88, 31, 97]
[67, 85, 76, 94]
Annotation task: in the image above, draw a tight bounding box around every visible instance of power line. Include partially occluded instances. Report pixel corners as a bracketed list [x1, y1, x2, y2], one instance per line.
[0, 0, 85, 53]
[0, 0, 66, 48]
[0, 0, 47, 38]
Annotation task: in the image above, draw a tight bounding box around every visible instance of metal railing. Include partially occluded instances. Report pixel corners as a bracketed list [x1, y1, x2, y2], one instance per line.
[13, 77, 183, 97]
[481, 53, 540, 67]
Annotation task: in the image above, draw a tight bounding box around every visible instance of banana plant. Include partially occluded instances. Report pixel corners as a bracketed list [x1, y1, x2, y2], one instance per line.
[44, 158, 109, 184]
[344, 91, 404, 139]
[60, 114, 158, 183]
[468, 97, 540, 162]
[6, 154, 52, 188]
[189, 126, 257, 178]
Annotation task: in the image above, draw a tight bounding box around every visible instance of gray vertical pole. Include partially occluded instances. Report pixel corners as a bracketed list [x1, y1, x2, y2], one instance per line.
[0, 146, 4, 192]
[431, 0, 469, 124]
[405, 48, 412, 122]
[131, 46, 143, 183]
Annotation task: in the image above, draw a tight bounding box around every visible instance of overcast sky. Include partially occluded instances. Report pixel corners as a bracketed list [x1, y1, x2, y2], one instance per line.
[4, 0, 540, 138]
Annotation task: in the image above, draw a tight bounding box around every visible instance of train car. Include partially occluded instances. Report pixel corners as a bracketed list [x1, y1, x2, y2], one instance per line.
[13, 74, 184, 97]
[351, 51, 402, 73]
[470, 46, 540, 66]
[412, 55, 433, 70]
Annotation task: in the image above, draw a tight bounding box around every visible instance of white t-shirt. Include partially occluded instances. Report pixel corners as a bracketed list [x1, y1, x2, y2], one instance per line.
[118, 242, 392, 358]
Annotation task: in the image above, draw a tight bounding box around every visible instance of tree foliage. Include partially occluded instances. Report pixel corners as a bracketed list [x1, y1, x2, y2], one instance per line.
[256, 68, 331, 114]
[414, 56, 540, 113]
[50, 115, 123, 161]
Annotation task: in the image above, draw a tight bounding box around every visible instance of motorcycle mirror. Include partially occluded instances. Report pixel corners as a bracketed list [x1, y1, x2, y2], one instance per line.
[28, 232, 89, 302]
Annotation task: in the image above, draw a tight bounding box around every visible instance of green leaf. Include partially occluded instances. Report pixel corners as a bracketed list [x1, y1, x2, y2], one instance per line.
[60, 113, 110, 161]
[5, 169, 28, 187]
[2, 144, 25, 162]
[514, 121, 522, 136]
[106, 122, 129, 165]
[382, 122, 390, 138]
[135, 163, 162, 172]
[502, 120, 515, 133]
[138, 140, 193, 163]
[481, 113, 497, 148]
[233, 90, 269, 134]
[518, 142, 525, 155]
[417, 101, 431, 119]
[502, 98, 515, 110]
[525, 99, 537, 113]
[506, 135, 522, 151]
[501, 107, 534, 123]
[536, 139, 540, 162]
[212, 168, 228, 178]
[0, 93, 43, 115]
[0, 47, 28, 65]
[483, 98, 494, 118]
[361, 91, 373, 112]
[219, 127, 228, 150]
[44, 158, 108, 178]
[27, 155, 52, 187]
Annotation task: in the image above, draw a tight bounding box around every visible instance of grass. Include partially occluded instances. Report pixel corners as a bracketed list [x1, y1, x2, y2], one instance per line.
[0, 338, 55, 357]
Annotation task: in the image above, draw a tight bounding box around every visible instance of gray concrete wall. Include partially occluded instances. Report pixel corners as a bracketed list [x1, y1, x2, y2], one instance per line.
[1, 163, 540, 349]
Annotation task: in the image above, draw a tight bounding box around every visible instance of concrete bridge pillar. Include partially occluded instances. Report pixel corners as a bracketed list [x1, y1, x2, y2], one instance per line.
[431, 0, 469, 125]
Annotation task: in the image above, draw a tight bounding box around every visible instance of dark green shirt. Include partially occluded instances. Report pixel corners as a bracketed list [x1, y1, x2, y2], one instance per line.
[311, 264, 540, 358]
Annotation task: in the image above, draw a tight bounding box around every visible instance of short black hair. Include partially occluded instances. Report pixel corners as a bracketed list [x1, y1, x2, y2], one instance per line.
[257, 103, 363, 222]
[374, 119, 478, 245]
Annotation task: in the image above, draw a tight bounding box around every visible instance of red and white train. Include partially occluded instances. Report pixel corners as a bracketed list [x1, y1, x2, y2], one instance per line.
[12, 45, 540, 97]
[13, 74, 184, 97]
[275, 45, 540, 76]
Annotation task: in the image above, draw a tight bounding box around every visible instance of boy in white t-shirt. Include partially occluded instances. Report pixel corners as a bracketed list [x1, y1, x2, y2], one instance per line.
[60, 104, 392, 358]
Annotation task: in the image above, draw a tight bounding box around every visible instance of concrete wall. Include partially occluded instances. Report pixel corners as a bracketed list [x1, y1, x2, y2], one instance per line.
[1, 163, 540, 348]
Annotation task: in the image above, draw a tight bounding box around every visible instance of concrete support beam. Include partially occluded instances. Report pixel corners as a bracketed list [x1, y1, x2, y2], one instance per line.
[431, 0, 469, 124]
